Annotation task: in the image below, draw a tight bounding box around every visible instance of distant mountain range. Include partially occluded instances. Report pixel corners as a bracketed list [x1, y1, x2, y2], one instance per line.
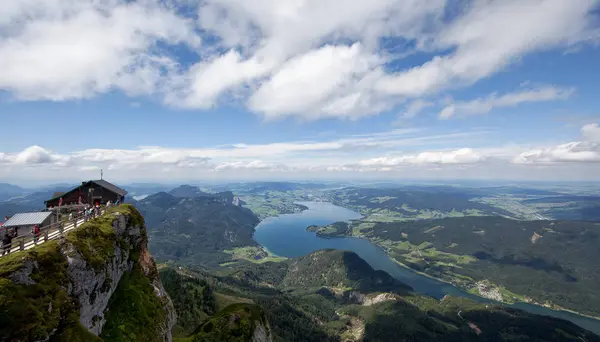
[208, 181, 331, 194]
[168, 184, 212, 198]
[0, 183, 27, 201]
[0, 185, 72, 218]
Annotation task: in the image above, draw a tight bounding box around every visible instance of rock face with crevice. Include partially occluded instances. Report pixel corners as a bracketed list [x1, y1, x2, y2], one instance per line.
[64, 213, 136, 335]
[0, 204, 175, 342]
[252, 319, 273, 342]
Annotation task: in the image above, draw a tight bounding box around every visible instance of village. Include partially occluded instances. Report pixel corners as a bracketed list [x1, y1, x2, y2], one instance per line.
[0, 179, 127, 257]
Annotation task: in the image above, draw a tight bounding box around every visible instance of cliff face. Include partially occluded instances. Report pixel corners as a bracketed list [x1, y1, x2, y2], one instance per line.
[0, 204, 175, 342]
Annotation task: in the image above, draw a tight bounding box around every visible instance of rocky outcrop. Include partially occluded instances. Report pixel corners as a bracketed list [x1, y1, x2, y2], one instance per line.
[338, 315, 365, 342]
[0, 204, 175, 342]
[252, 319, 273, 342]
[64, 213, 134, 335]
[362, 293, 400, 306]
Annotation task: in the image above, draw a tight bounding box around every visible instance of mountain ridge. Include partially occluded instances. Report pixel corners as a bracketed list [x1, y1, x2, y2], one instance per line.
[137, 191, 260, 267]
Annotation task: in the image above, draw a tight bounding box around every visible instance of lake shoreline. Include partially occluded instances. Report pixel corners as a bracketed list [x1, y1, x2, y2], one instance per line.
[356, 232, 600, 322]
[310, 201, 600, 323]
[253, 201, 600, 335]
[323, 206, 600, 323]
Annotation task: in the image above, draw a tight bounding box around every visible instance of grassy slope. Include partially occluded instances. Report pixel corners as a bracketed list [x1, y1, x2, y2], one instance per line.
[0, 204, 165, 342]
[0, 241, 100, 341]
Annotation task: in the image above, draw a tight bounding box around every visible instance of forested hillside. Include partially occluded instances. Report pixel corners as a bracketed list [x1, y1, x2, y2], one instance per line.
[136, 191, 260, 267]
[160, 250, 599, 342]
[357, 216, 600, 317]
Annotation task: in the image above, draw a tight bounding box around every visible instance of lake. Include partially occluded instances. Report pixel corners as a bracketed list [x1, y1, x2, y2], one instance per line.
[253, 201, 600, 336]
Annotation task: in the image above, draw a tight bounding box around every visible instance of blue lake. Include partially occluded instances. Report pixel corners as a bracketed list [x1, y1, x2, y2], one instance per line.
[253, 201, 600, 336]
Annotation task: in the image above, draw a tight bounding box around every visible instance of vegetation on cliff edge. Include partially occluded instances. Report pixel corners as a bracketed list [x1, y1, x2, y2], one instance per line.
[100, 265, 169, 342]
[0, 204, 152, 341]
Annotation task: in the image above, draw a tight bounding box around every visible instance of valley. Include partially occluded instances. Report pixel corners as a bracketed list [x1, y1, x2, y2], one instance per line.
[253, 201, 600, 336]
[310, 186, 600, 320]
[160, 249, 600, 342]
[3, 181, 600, 341]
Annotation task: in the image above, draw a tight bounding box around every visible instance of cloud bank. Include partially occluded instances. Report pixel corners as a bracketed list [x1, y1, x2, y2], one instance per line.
[1, 124, 599, 182]
[1, 0, 597, 120]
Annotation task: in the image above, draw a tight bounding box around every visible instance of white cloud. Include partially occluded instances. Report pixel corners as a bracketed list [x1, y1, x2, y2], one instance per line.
[0, 128, 486, 172]
[1, 0, 595, 120]
[356, 148, 486, 168]
[400, 99, 434, 119]
[196, 0, 445, 56]
[376, 0, 595, 98]
[248, 43, 385, 120]
[13, 146, 54, 164]
[0, 145, 72, 167]
[0, 0, 200, 100]
[513, 123, 600, 164]
[439, 86, 574, 119]
[2, 125, 600, 182]
[167, 49, 275, 109]
[582, 123, 600, 143]
[79, 166, 100, 172]
[215, 160, 292, 172]
[513, 142, 600, 164]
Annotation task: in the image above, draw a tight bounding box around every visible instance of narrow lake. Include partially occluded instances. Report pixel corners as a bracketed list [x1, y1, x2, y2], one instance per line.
[253, 201, 600, 336]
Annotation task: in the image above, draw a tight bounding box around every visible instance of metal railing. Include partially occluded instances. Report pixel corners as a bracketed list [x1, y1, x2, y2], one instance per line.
[0, 205, 115, 258]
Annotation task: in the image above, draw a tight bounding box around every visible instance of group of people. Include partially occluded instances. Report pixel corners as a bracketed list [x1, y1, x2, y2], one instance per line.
[1, 199, 122, 257]
[1, 224, 41, 256]
[79, 204, 100, 221]
[79, 200, 118, 221]
[62, 200, 120, 224]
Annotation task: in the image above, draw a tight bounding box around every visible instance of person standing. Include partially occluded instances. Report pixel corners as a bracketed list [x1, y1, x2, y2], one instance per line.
[2, 228, 16, 256]
[32, 225, 41, 245]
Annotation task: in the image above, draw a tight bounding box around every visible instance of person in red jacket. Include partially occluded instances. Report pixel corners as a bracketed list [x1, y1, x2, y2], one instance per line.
[32, 225, 41, 245]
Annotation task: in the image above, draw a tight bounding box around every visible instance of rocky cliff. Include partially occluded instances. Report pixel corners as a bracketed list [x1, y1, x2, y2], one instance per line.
[0, 204, 175, 342]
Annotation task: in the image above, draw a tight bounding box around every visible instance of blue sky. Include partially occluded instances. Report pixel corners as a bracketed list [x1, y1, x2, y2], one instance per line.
[1, 0, 600, 184]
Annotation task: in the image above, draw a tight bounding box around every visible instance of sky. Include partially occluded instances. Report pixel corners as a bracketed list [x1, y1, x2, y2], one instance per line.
[1, 0, 600, 185]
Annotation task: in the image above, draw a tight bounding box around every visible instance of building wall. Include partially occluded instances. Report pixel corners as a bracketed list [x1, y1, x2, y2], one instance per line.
[46, 182, 122, 208]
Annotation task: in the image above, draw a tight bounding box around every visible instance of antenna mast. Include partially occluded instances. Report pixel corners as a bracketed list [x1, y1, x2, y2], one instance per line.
[101, 169, 103, 180]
